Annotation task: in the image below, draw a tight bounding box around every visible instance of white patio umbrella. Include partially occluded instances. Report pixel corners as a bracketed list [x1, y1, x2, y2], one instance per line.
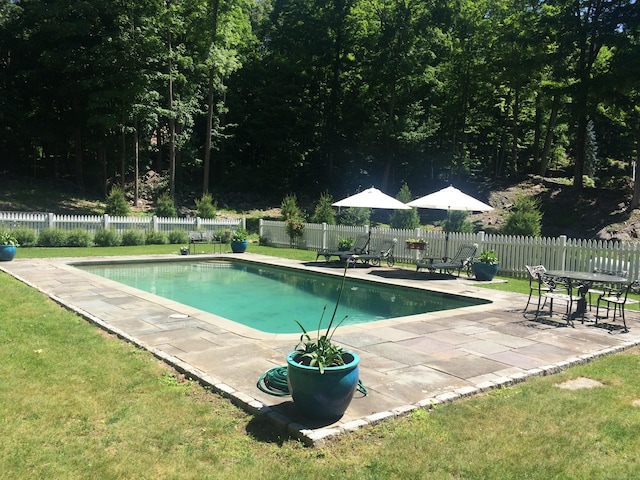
[332, 187, 411, 210]
[333, 187, 410, 248]
[407, 185, 493, 257]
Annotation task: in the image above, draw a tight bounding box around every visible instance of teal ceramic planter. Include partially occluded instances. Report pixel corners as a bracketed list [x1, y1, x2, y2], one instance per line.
[231, 240, 247, 253]
[286, 351, 360, 420]
[472, 262, 499, 281]
[0, 245, 16, 261]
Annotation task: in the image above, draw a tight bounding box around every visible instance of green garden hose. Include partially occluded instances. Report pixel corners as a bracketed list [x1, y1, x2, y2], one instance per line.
[256, 366, 368, 397]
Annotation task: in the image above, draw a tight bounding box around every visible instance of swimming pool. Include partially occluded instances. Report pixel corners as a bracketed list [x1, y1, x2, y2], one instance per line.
[77, 260, 490, 334]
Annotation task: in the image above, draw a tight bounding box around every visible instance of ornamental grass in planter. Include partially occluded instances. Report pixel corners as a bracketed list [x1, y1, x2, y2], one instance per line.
[287, 257, 361, 420]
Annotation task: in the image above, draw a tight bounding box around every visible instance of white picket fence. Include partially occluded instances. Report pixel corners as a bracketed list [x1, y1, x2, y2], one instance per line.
[0, 211, 243, 235]
[260, 220, 640, 279]
[2, 210, 638, 279]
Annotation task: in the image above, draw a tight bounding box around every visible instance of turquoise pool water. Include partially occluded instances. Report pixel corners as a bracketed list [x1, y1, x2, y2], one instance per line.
[77, 260, 490, 334]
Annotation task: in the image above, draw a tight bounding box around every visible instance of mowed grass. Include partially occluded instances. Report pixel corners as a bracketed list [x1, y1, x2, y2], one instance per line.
[2, 245, 640, 478]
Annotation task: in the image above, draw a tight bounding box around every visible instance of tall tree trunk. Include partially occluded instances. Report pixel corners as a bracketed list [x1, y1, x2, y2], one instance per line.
[134, 119, 139, 207]
[203, 0, 220, 194]
[532, 92, 542, 169]
[168, 30, 176, 199]
[539, 95, 560, 175]
[120, 123, 126, 189]
[631, 120, 640, 209]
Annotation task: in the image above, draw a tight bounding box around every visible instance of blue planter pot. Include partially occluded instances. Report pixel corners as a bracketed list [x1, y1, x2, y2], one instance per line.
[231, 240, 247, 253]
[0, 245, 16, 261]
[286, 351, 360, 420]
[473, 262, 499, 281]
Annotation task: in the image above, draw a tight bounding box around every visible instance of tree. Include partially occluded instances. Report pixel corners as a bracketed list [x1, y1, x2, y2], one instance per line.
[389, 184, 419, 229]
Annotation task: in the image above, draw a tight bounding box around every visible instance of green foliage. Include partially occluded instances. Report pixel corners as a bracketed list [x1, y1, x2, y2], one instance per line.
[280, 194, 302, 220]
[195, 194, 217, 219]
[338, 237, 355, 249]
[444, 211, 473, 233]
[37, 228, 68, 247]
[285, 215, 305, 244]
[93, 229, 121, 247]
[9, 227, 36, 247]
[155, 193, 177, 218]
[121, 229, 146, 246]
[105, 185, 131, 216]
[339, 207, 371, 226]
[245, 218, 260, 234]
[0, 230, 19, 246]
[145, 230, 168, 245]
[390, 184, 419, 229]
[476, 249, 499, 265]
[167, 230, 188, 245]
[293, 259, 353, 373]
[231, 227, 248, 242]
[65, 228, 93, 247]
[501, 194, 542, 237]
[311, 191, 336, 224]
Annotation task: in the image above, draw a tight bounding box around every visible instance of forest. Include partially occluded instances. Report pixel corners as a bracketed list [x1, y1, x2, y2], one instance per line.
[0, 0, 638, 204]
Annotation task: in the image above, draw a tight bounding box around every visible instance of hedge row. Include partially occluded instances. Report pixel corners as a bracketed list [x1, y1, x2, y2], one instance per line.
[9, 227, 189, 248]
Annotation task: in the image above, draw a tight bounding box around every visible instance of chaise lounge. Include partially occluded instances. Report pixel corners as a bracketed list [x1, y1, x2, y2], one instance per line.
[351, 239, 396, 267]
[416, 243, 478, 277]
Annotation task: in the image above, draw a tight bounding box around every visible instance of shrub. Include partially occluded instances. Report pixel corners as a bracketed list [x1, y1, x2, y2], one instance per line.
[167, 229, 188, 244]
[105, 185, 131, 216]
[444, 210, 473, 234]
[339, 207, 370, 226]
[145, 230, 168, 245]
[310, 191, 336, 224]
[245, 218, 260, 234]
[501, 194, 542, 237]
[94, 228, 121, 247]
[10, 227, 37, 247]
[280, 194, 302, 220]
[155, 193, 177, 218]
[121, 229, 146, 246]
[285, 215, 305, 245]
[195, 193, 217, 219]
[38, 228, 68, 247]
[390, 184, 419, 229]
[66, 228, 93, 247]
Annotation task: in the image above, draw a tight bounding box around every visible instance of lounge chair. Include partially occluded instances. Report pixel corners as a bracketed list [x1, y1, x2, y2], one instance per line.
[316, 234, 370, 262]
[352, 239, 396, 267]
[416, 243, 477, 277]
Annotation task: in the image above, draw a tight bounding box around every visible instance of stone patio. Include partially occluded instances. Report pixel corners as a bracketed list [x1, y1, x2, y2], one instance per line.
[2, 253, 639, 446]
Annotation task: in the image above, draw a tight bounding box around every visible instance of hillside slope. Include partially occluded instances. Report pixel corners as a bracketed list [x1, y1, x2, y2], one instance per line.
[1, 174, 639, 242]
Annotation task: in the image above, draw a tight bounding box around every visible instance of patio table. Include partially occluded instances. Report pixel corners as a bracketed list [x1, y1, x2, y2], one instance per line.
[544, 270, 630, 318]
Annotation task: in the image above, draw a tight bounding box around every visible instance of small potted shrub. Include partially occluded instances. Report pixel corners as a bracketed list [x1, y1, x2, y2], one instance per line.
[0, 231, 19, 261]
[405, 238, 427, 250]
[230, 227, 248, 253]
[472, 249, 499, 281]
[337, 237, 355, 251]
[286, 258, 361, 420]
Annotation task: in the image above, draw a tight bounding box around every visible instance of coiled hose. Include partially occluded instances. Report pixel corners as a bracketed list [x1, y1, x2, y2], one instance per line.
[257, 365, 367, 397]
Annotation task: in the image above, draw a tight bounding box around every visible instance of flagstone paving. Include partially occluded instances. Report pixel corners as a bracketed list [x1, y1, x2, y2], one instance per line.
[3, 253, 640, 446]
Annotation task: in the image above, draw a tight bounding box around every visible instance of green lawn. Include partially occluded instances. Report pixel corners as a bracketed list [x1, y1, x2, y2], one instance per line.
[1, 245, 639, 478]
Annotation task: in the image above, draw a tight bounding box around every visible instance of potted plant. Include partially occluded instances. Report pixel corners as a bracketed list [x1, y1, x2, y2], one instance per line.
[0, 231, 19, 261]
[337, 237, 355, 251]
[472, 249, 499, 281]
[286, 258, 360, 420]
[405, 238, 427, 250]
[230, 227, 248, 253]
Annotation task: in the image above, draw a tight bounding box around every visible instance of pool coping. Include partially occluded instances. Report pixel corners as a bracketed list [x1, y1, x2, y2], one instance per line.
[3, 252, 640, 447]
